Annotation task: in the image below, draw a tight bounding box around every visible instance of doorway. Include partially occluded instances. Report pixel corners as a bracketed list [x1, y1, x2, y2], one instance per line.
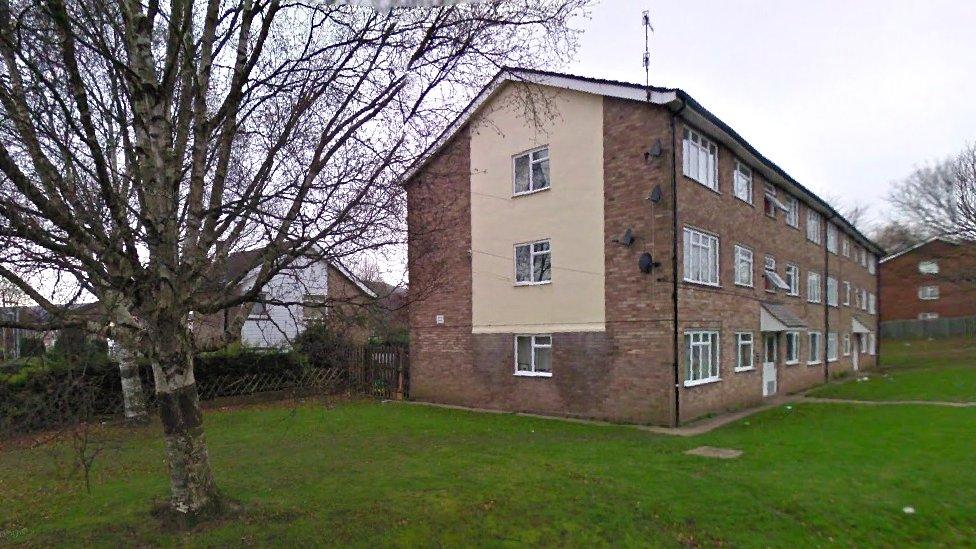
[762, 333, 778, 397]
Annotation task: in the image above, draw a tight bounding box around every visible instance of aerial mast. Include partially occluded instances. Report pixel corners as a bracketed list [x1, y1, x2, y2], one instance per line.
[642, 9, 654, 102]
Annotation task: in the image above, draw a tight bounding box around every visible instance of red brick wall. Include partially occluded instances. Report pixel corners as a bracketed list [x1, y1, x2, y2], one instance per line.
[880, 241, 976, 321]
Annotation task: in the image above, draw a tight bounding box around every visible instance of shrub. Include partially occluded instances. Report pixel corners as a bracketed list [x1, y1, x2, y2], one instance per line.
[294, 323, 358, 370]
[194, 345, 303, 380]
[19, 337, 46, 358]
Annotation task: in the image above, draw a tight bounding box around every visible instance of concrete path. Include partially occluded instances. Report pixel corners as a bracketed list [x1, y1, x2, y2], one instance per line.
[801, 396, 976, 408]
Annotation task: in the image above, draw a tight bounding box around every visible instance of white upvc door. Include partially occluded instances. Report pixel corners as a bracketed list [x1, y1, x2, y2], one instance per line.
[762, 333, 778, 397]
[852, 339, 860, 371]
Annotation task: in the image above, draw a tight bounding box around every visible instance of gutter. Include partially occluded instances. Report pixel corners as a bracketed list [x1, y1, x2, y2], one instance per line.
[669, 99, 687, 428]
[824, 214, 836, 383]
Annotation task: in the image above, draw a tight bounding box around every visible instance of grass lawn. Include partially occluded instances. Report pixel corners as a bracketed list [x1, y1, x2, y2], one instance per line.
[809, 338, 976, 402]
[1, 397, 974, 547]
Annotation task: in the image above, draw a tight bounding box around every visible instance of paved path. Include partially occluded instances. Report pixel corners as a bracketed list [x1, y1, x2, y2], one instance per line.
[801, 396, 976, 408]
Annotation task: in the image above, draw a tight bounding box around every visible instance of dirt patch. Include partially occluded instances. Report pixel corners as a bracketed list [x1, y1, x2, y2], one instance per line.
[685, 446, 743, 459]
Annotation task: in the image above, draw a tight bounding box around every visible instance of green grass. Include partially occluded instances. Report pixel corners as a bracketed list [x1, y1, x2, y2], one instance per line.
[1, 396, 974, 547]
[809, 338, 976, 402]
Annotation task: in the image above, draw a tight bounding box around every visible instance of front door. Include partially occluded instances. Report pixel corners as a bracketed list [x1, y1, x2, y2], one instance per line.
[762, 333, 778, 397]
[853, 334, 861, 371]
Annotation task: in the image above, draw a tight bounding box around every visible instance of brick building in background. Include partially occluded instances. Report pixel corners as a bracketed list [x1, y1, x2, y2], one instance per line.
[406, 69, 882, 426]
[880, 238, 976, 322]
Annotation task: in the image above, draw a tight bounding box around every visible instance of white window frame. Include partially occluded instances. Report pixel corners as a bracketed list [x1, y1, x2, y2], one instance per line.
[826, 277, 839, 307]
[843, 333, 851, 356]
[868, 333, 876, 356]
[859, 247, 868, 268]
[806, 209, 822, 244]
[734, 245, 754, 287]
[249, 292, 270, 319]
[807, 271, 822, 303]
[785, 264, 800, 296]
[868, 293, 876, 314]
[919, 312, 939, 320]
[918, 285, 938, 300]
[514, 239, 552, 285]
[512, 146, 550, 196]
[843, 281, 851, 306]
[735, 332, 754, 372]
[682, 128, 718, 191]
[861, 289, 869, 310]
[842, 236, 851, 257]
[868, 255, 876, 275]
[826, 224, 839, 254]
[785, 331, 800, 365]
[683, 227, 720, 287]
[918, 260, 939, 274]
[733, 160, 753, 204]
[785, 196, 799, 228]
[684, 330, 720, 386]
[827, 332, 839, 362]
[808, 332, 823, 365]
[514, 334, 552, 377]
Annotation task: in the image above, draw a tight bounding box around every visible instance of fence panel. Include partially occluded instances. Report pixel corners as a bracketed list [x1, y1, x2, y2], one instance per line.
[881, 316, 976, 340]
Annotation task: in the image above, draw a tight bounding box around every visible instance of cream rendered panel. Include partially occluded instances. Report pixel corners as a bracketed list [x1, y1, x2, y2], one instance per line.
[470, 84, 605, 333]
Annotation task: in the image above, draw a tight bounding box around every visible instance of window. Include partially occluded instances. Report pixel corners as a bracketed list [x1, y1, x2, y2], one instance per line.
[807, 271, 822, 303]
[868, 293, 876, 314]
[861, 289, 868, 310]
[826, 277, 838, 307]
[827, 332, 839, 362]
[919, 312, 939, 320]
[785, 331, 799, 364]
[806, 209, 822, 244]
[683, 227, 720, 286]
[868, 255, 876, 274]
[785, 264, 800, 296]
[918, 285, 938, 300]
[733, 160, 753, 204]
[515, 240, 551, 285]
[854, 286, 862, 309]
[826, 224, 839, 254]
[842, 236, 851, 257]
[843, 333, 851, 356]
[859, 247, 868, 268]
[513, 147, 550, 195]
[764, 256, 790, 292]
[249, 293, 270, 319]
[302, 294, 327, 322]
[808, 332, 822, 364]
[843, 281, 851, 306]
[684, 331, 720, 385]
[734, 245, 754, 287]
[785, 196, 799, 228]
[682, 128, 718, 190]
[515, 335, 552, 376]
[919, 260, 939, 274]
[868, 333, 876, 355]
[763, 183, 778, 218]
[735, 332, 754, 372]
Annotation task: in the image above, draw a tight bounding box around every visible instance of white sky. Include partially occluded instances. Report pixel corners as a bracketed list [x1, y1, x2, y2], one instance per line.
[569, 0, 976, 227]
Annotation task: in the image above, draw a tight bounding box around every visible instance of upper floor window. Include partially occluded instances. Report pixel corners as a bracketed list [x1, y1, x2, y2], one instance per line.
[249, 292, 270, 319]
[842, 236, 851, 257]
[784, 196, 799, 228]
[763, 183, 791, 218]
[806, 209, 822, 244]
[807, 271, 822, 303]
[513, 147, 550, 195]
[859, 247, 868, 268]
[515, 239, 551, 285]
[918, 285, 939, 300]
[683, 227, 719, 286]
[734, 245, 754, 287]
[785, 264, 800, 296]
[826, 277, 839, 307]
[919, 260, 939, 274]
[764, 256, 790, 293]
[685, 330, 720, 385]
[868, 293, 877, 314]
[826, 224, 839, 254]
[302, 293, 328, 322]
[682, 128, 718, 191]
[868, 255, 876, 274]
[733, 161, 753, 204]
[843, 281, 851, 306]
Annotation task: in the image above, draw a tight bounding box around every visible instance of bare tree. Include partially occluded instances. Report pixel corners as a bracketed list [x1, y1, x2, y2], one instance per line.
[0, 0, 591, 521]
[889, 143, 976, 240]
[822, 192, 871, 234]
[870, 219, 924, 256]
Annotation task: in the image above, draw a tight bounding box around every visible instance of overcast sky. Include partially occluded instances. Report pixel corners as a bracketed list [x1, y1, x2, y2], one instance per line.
[569, 0, 976, 228]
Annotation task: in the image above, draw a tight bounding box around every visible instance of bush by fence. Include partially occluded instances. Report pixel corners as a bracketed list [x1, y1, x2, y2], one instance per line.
[881, 316, 976, 340]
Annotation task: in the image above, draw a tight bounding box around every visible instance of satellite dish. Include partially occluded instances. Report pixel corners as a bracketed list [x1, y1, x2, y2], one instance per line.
[638, 252, 654, 273]
[619, 228, 634, 246]
[649, 139, 663, 158]
[648, 185, 663, 204]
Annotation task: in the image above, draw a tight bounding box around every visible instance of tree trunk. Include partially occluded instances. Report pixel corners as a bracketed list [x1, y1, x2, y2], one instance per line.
[117, 347, 149, 424]
[151, 328, 221, 521]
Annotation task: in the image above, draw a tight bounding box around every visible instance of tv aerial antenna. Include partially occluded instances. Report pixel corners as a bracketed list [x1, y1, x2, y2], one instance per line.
[642, 9, 654, 102]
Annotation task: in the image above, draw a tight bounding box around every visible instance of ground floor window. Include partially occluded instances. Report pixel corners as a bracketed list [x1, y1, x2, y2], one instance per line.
[735, 332, 754, 371]
[685, 331, 720, 385]
[515, 335, 552, 377]
[827, 332, 838, 362]
[808, 332, 822, 364]
[868, 333, 877, 355]
[843, 333, 851, 356]
[785, 331, 799, 364]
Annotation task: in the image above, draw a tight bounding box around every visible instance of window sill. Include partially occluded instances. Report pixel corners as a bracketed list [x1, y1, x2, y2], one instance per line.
[683, 174, 721, 195]
[807, 361, 822, 366]
[684, 377, 721, 388]
[734, 282, 754, 289]
[734, 196, 754, 207]
[785, 360, 799, 366]
[683, 279, 721, 289]
[513, 187, 550, 198]
[786, 223, 799, 230]
[733, 367, 755, 373]
[515, 280, 552, 287]
[514, 371, 552, 378]
[828, 358, 838, 363]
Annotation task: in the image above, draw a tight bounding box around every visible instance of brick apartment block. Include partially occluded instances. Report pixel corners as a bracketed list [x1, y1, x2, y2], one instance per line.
[406, 69, 882, 426]
[880, 238, 976, 322]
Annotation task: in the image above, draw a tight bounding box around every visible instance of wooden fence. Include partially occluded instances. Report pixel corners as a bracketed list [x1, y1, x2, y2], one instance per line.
[881, 316, 976, 340]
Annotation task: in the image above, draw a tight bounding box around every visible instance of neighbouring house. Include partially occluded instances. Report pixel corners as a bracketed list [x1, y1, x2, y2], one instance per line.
[193, 249, 378, 349]
[405, 68, 882, 426]
[880, 237, 976, 323]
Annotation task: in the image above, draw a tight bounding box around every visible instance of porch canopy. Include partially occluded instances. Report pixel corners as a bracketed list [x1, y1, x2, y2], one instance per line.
[760, 302, 807, 332]
[852, 317, 872, 334]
